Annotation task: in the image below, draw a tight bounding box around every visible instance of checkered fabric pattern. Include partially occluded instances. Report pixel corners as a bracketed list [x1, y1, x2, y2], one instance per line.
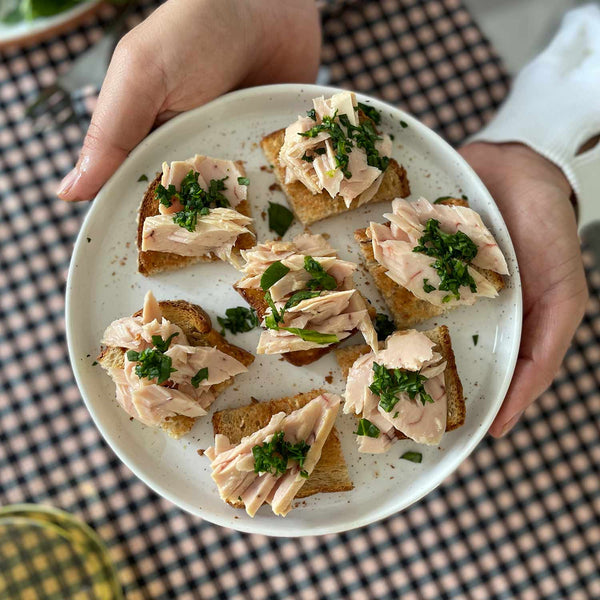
[1, 0, 598, 598]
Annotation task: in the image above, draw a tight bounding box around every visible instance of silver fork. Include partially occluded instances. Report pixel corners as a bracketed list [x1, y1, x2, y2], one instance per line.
[25, 2, 135, 132]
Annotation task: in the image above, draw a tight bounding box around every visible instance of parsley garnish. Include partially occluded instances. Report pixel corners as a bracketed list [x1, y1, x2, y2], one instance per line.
[304, 256, 337, 290]
[374, 313, 395, 341]
[472, 334, 479, 346]
[279, 327, 338, 345]
[298, 109, 390, 179]
[237, 176, 250, 186]
[306, 108, 317, 121]
[413, 218, 479, 301]
[260, 261, 290, 291]
[151, 332, 178, 352]
[126, 347, 176, 385]
[252, 431, 310, 476]
[357, 102, 381, 125]
[354, 418, 380, 438]
[300, 470, 309, 478]
[268, 202, 294, 237]
[155, 170, 230, 232]
[217, 307, 259, 335]
[400, 451, 422, 463]
[301, 152, 314, 163]
[138, 174, 148, 182]
[423, 279, 436, 294]
[369, 362, 433, 412]
[400, 120, 408, 128]
[191, 367, 208, 388]
[126, 334, 179, 384]
[434, 196, 453, 204]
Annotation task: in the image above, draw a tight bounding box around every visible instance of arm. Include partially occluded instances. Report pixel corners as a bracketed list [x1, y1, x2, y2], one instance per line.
[460, 5, 600, 435]
[57, 0, 321, 201]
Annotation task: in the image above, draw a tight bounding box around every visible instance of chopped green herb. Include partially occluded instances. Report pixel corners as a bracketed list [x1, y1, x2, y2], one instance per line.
[260, 261, 291, 291]
[393, 412, 399, 418]
[423, 278, 436, 294]
[400, 451, 422, 463]
[472, 334, 479, 346]
[279, 327, 338, 345]
[304, 256, 337, 290]
[298, 109, 390, 179]
[300, 470, 309, 478]
[306, 108, 317, 121]
[151, 332, 178, 353]
[301, 152, 314, 163]
[126, 347, 176, 385]
[434, 196, 453, 204]
[413, 218, 479, 300]
[86, 237, 91, 243]
[91, 360, 98, 366]
[268, 202, 295, 237]
[284, 290, 322, 311]
[314, 147, 327, 155]
[138, 174, 148, 182]
[374, 313, 395, 341]
[264, 291, 284, 327]
[357, 101, 381, 125]
[354, 418, 380, 438]
[461, 194, 469, 200]
[389, 133, 395, 141]
[400, 120, 408, 128]
[155, 170, 230, 232]
[237, 176, 250, 186]
[217, 307, 259, 335]
[369, 362, 433, 412]
[252, 431, 310, 476]
[191, 367, 208, 388]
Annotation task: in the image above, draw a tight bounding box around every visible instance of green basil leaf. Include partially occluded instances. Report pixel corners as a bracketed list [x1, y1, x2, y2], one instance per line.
[191, 367, 209, 388]
[354, 418, 380, 438]
[400, 451, 422, 463]
[260, 261, 290, 291]
[268, 202, 295, 237]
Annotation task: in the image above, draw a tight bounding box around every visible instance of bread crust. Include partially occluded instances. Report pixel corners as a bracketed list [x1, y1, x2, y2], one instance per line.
[334, 325, 465, 438]
[98, 300, 254, 439]
[137, 165, 255, 277]
[260, 128, 410, 225]
[356, 198, 505, 328]
[211, 389, 353, 508]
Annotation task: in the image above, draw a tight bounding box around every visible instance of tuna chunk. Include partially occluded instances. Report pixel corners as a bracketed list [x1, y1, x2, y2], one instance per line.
[205, 393, 341, 517]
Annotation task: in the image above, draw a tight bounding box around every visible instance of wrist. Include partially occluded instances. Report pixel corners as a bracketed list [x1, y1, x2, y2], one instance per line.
[461, 141, 573, 199]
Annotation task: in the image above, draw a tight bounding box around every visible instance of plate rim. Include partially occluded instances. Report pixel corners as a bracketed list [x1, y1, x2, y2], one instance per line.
[66, 83, 522, 536]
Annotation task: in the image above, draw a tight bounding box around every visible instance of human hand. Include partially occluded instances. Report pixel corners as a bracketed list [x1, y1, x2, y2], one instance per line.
[57, 0, 321, 201]
[459, 142, 588, 437]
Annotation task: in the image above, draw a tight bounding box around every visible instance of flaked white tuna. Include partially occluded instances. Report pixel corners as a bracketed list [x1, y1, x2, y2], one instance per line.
[101, 291, 248, 431]
[160, 155, 247, 213]
[205, 393, 341, 517]
[384, 197, 509, 275]
[278, 91, 391, 206]
[370, 222, 498, 308]
[142, 208, 253, 266]
[344, 330, 448, 450]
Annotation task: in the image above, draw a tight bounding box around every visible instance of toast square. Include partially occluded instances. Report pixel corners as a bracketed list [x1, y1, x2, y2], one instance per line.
[137, 166, 255, 277]
[355, 198, 505, 328]
[334, 325, 465, 437]
[98, 300, 254, 439]
[212, 389, 353, 508]
[260, 128, 410, 225]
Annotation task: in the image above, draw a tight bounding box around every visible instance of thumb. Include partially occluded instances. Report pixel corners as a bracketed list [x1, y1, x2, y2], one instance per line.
[57, 37, 165, 201]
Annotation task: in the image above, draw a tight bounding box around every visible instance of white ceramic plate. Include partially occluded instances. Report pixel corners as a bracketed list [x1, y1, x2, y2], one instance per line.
[0, 1, 102, 48]
[66, 84, 522, 536]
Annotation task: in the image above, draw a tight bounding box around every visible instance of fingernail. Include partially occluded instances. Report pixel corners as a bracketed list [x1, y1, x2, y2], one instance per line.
[57, 168, 79, 199]
[500, 410, 523, 437]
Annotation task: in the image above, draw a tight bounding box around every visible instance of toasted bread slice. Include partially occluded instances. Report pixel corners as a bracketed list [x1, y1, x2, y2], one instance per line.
[335, 325, 465, 436]
[232, 285, 377, 367]
[98, 300, 254, 439]
[355, 198, 505, 328]
[212, 389, 353, 508]
[260, 128, 410, 225]
[137, 168, 255, 277]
